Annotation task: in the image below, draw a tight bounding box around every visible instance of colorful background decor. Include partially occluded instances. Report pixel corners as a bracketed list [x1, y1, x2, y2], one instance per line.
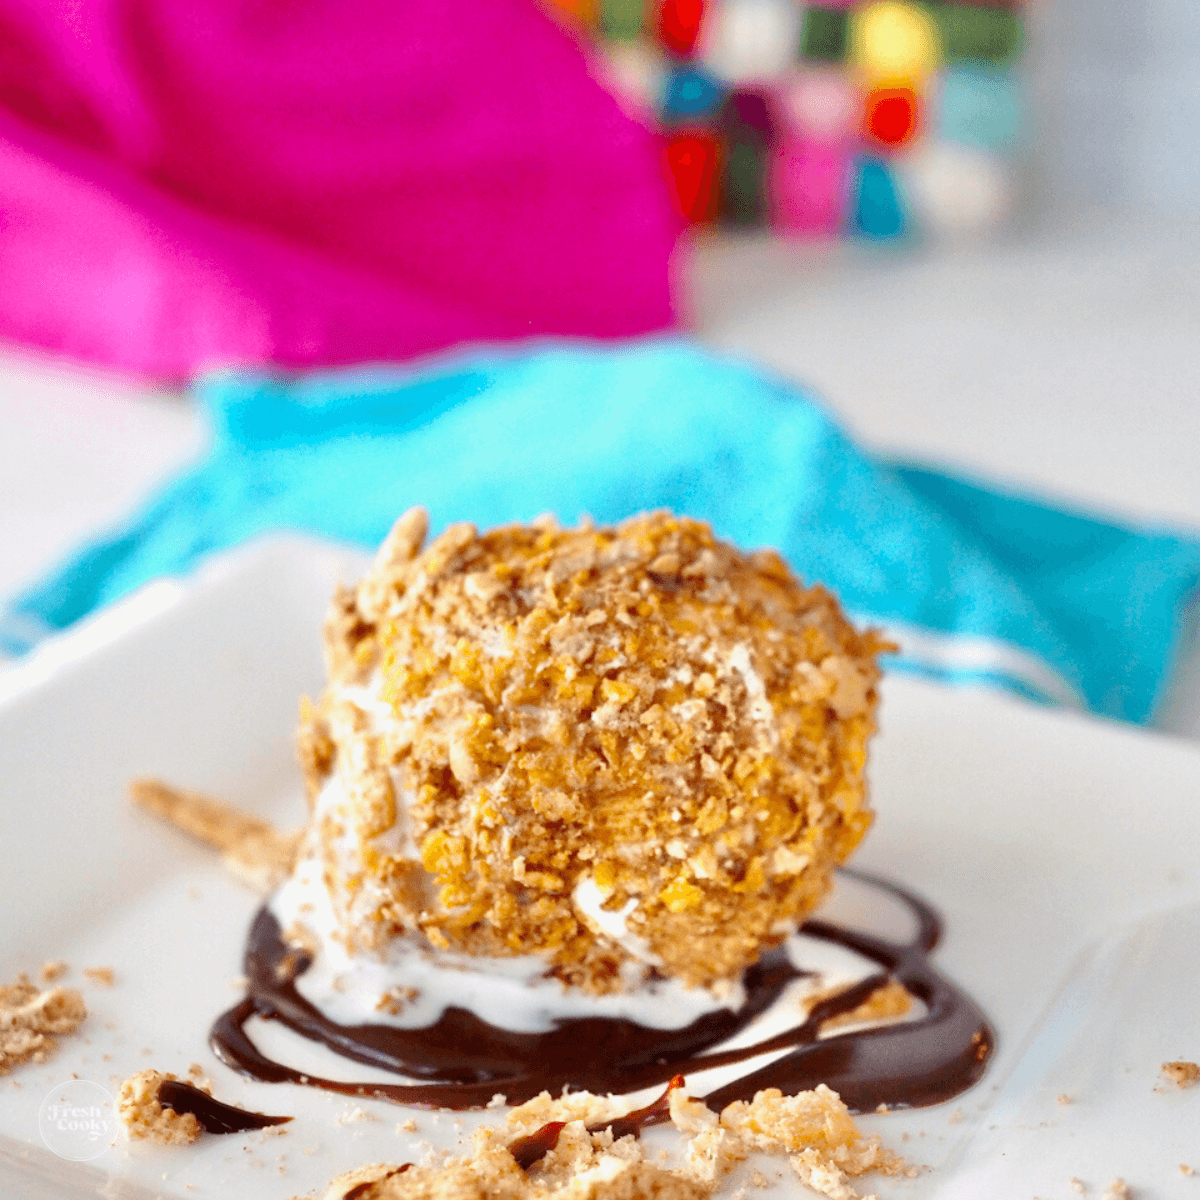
[546, 0, 1025, 239]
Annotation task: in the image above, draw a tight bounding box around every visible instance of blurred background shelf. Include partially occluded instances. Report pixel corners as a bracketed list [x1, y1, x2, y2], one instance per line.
[3, 211, 1198, 736]
[691, 214, 1200, 528]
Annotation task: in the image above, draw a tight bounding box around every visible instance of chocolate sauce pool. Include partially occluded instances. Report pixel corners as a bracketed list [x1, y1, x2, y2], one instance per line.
[210, 870, 994, 1114]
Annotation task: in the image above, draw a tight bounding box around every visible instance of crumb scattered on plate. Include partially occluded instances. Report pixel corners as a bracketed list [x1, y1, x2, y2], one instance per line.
[335, 1106, 378, 1126]
[1102, 1179, 1132, 1200]
[1160, 1061, 1199, 1089]
[118, 1069, 207, 1145]
[39, 961, 68, 983]
[187, 1062, 214, 1092]
[129, 776, 301, 893]
[83, 966, 116, 986]
[0, 974, 86, 1075]
[321, 1083, 911, 1200]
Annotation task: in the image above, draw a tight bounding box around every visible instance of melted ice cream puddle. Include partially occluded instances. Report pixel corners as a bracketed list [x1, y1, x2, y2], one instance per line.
[271, 850, 753, 1034]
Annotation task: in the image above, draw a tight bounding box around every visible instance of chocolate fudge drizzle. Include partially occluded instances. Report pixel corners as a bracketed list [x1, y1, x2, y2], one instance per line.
[210, 870, 994, 1114]
[156, 1078, 292, 1134]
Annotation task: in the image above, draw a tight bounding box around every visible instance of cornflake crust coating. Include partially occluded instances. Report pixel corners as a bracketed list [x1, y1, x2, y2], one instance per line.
[298, 508, 891, 991]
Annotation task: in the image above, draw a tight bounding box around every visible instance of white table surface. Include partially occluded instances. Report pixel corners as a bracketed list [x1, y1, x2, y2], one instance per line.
[2, 214, 1198, 735]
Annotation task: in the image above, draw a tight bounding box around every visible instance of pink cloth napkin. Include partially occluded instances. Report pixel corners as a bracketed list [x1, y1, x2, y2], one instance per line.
[0, 0, 681, 379]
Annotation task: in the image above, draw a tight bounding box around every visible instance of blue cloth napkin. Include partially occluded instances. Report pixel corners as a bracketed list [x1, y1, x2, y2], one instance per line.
[5, 339, 1199, 724]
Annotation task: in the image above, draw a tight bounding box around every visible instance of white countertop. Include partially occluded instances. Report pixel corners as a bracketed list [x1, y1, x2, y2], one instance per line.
[3, 215, 1198, 735]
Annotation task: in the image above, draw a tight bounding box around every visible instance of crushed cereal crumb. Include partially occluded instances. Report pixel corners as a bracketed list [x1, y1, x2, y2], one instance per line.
[320, 1081, 908, 1200]
[336, 1106, 378, 1125]
[39, 961, 68, 983]
[83, 967, 116, 987]
[0, 974, 87, 1075]
[118, 1070, 207, 1145]
[186, 1062, 213, 1090]
[806, 979, 913, 1034]
[1160, 1061, 1199, 1089]
[1102, 1180, 1132, 1200]
[129, 777, 301, 893]
[376, 986, 420, 1016]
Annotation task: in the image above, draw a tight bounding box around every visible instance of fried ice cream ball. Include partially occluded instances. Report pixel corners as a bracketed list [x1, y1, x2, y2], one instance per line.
[296, 508, 890, 993]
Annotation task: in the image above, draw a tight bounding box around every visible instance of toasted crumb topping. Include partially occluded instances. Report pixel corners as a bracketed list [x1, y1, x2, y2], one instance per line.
[1160, 1061, 1199, 1089]
[39, 961, 68, 983]
[321, 1082, 908, 1200]
[118, 1069, 205, 1145]
[301, 509, 890, 990]
[130, 778, 301, 893]
[0, 975, 87, 1075]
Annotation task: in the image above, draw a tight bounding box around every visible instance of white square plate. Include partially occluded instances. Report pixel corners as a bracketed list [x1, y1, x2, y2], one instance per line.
[2, 538, 1198, 1199]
